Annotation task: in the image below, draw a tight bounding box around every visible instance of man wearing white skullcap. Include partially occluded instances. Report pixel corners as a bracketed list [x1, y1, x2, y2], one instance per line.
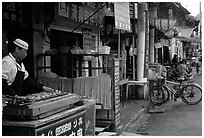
[13, 38, 29, 50]
[2, 38, 54, 96]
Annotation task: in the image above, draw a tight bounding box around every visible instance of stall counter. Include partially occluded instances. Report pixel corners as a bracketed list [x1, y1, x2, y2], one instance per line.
[3, 104, 86, 136]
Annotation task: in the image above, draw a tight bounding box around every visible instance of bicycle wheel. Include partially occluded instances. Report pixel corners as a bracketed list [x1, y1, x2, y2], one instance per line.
[181, 84, 202, 105]
[162, 85, 170, 104]
[149, 85, 169, 106]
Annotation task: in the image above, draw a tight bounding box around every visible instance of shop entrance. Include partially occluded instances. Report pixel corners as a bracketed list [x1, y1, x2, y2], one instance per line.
[50, 29, 83, 78]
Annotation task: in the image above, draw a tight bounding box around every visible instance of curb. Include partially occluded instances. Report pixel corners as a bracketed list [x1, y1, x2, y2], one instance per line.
[117, 107, 145, 135]
[124, 108, 145, 131]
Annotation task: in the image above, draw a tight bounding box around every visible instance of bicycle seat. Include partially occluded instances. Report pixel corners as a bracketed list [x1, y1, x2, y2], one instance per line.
[177, 77, 186, 82]
[177, 76, 193, 83]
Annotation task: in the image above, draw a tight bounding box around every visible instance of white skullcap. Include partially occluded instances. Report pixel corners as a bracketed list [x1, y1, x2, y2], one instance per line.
[13, 38, 29, 50]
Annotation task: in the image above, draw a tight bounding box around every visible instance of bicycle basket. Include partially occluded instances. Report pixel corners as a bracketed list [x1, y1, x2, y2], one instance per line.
[157, 78, 165, 85]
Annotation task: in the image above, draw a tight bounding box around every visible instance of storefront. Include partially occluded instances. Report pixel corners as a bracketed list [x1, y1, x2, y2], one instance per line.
[2, 2, 149, 135]
[2, 2, 102, 136]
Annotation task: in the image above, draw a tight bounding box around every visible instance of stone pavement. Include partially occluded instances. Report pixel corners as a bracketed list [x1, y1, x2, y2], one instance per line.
[124, 98, 185, 135]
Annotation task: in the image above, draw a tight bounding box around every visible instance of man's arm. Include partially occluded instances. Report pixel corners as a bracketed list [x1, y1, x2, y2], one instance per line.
[22, 76, 44, 95]
[2, 79, 17, 96]
[22, 77, 54, 94]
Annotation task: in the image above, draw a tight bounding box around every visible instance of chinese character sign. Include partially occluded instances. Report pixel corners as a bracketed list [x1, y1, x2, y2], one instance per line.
[2, 2, 17, 21]
[82, 28, 92, 50]
[114, 2, 131, 32]
[36, 110, 85, 136]
[58, 2, 69, 18]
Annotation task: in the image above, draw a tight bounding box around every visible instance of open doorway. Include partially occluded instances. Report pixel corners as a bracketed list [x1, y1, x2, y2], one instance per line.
[50, 29, 83, 78]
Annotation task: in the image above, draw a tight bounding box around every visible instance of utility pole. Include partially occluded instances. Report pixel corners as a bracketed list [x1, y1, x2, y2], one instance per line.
[137, 2, 147, 81]
[149, 5, 157, 63]
[199, 2, 202, 50]
[144, 5, 149, 78]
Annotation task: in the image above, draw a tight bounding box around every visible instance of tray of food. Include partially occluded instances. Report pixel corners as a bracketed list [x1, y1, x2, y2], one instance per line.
[3, 91, 84, 120]
[4, 90, 70, 106]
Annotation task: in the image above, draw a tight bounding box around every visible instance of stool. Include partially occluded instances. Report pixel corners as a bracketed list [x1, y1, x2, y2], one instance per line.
[126, 80, 148, 99]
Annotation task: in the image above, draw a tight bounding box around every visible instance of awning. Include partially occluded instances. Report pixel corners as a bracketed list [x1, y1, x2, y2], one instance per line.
[150, 18, 177, 32]
[154, 42, 163, 49]
[175, 26, 194, 38]
[176, 36, 201, 43]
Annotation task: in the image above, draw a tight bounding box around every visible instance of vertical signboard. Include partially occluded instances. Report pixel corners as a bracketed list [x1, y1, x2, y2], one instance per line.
[70, 3, 78, 21]
[114, 2, 131, 32]
[82, 27, 92, 50]
[113, 59, 120, 130]
[58, 2, 69, 17]
[129, 2, 138, 19]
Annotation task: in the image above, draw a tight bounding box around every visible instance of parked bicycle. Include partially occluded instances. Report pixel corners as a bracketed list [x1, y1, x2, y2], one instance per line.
[149, 77, 202, 106]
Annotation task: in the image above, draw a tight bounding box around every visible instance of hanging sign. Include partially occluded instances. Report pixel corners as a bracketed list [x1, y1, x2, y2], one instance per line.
[114, 2, 131, 32]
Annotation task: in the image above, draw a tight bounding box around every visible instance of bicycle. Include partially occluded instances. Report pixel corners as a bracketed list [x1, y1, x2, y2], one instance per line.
[149, 77, 202, 106]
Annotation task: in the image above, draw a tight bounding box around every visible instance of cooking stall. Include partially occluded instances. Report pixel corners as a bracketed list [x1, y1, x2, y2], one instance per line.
[2, 88, 94, 136]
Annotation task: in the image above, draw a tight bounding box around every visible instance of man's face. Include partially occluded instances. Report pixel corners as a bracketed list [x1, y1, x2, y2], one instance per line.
[16, 47, 28, 61]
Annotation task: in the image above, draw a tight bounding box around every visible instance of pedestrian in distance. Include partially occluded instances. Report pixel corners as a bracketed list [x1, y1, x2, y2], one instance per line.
[196, 60, 201, 75]
[176, 59, 192, 80]
[167, 54, 179, 81]
[170, 54, 178, 66]
[186, 62, 192, 73]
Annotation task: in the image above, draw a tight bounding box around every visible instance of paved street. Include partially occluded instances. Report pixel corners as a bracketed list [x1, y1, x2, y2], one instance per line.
[136, 99, 202, 136]
[126, 69, 202, 136]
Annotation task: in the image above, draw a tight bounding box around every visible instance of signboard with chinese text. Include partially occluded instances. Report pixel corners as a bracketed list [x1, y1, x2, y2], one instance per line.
[57, 2, 100, 27]
[113, 59, 121, 130]
[58, 2, 69, 18]
[129, 3, 137, 19]
[70, 3, 78, 21]
[2, 2, 18, 21]
[82, 27, 92, 50]
[36, 110, 85, 136]
[114, 3, 131, 32]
